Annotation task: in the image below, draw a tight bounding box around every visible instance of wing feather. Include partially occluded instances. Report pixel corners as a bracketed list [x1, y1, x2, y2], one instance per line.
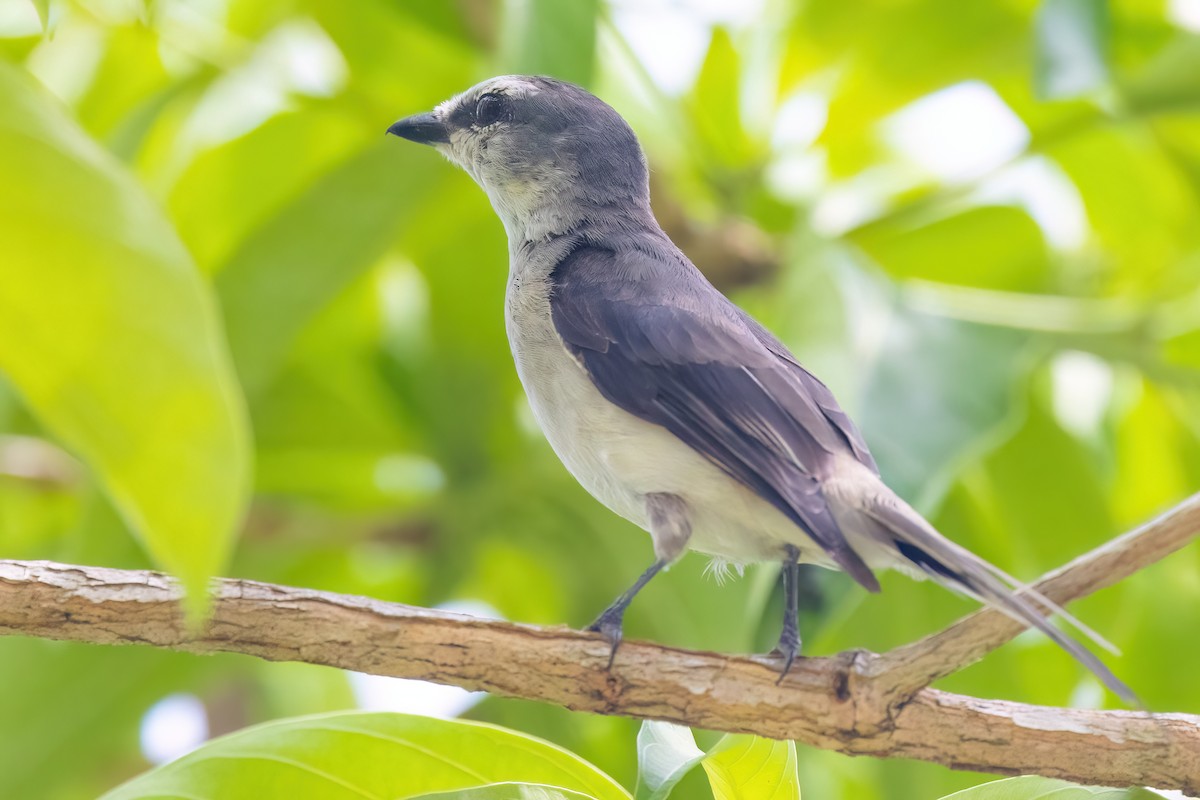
[549, 245, 880, 591]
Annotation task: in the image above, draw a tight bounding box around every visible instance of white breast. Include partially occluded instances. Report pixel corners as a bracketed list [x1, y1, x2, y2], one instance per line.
[504, 272, 649, 527]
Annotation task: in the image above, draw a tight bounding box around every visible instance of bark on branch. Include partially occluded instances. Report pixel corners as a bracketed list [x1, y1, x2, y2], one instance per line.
[1, 495, 1198, 792]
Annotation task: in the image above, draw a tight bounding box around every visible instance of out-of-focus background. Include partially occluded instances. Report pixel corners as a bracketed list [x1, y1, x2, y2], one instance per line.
[1, 0, 1199, 797]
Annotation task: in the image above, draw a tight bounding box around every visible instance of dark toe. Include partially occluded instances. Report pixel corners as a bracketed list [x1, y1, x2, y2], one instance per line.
[586, 612, 624, 668]
[771, 637, 801, 683]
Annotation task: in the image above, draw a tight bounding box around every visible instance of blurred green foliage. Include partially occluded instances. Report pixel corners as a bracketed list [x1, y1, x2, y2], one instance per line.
[0, 0, 1198, 798]
[0, 59, 249, 611]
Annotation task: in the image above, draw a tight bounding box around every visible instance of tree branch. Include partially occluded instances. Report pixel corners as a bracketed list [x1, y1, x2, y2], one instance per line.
[1, 495, 1198, 792]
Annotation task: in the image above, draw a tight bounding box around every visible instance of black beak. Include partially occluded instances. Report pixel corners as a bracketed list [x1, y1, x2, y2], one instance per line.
[386, 112, 449, 145]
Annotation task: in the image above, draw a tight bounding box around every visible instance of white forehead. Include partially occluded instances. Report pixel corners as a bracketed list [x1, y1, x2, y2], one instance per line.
[478, 75, 541, 97]
[435, 75, 541, 116]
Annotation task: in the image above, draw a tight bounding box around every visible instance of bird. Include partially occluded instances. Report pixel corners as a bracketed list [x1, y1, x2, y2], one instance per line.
[386, 75, 1134, 703]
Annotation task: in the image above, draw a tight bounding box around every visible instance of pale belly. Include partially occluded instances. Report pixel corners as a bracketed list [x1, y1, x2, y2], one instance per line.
[504, 284, 834, 567]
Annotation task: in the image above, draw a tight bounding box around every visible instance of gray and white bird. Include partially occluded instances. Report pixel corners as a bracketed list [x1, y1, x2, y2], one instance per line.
[387, 75, 1133, 703]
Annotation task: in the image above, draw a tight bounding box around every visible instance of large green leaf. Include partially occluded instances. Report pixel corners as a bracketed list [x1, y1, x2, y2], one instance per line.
[169, 106, 367, 272]
[939, 776, 1165, 799]
[74, 22, 172, 141]
[856, 310, 1029, 508]
[1048, 126, 1198, 289]
[215, 141, 444, 396]
[702, 735, 801, 800]
[689, 27, 756, 171]
[1123, 34, 1200, 114]
[101, 712, 634, 800]
[850, 206, 1051, 292]
[0, 61, 250, 605]
[499, 0, 599, 86]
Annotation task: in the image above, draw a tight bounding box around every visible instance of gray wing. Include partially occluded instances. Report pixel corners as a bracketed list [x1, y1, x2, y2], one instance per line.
[737, 313, 879, 472]
[550, 244, 881, 592]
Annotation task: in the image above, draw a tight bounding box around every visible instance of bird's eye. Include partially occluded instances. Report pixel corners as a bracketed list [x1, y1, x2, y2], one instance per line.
[474, 93, 507, 127]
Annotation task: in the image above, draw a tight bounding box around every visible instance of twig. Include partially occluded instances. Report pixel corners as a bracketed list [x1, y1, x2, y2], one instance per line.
[2, 491, 1199, 795]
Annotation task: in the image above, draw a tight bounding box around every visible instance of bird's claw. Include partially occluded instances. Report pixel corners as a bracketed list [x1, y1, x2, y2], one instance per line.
[771, 631, 801, 684]
[586, 609, 625, 669]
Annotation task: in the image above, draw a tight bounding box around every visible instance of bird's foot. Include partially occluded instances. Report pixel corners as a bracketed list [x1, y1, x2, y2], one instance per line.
[586, 608, 625, 669]
[770, 629, 801, 684]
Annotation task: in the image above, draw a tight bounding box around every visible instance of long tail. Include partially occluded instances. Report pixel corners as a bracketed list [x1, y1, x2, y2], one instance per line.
[862, 494, 1139, 706]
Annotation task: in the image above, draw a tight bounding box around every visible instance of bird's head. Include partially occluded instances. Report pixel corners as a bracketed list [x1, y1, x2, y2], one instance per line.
[387, 76, 650, 237]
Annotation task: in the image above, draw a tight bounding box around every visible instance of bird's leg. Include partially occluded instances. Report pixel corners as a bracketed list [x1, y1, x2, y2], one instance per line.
[587, 558, 666, 667]
[774, 544, 802, 681]
[587, 492, 690, 668]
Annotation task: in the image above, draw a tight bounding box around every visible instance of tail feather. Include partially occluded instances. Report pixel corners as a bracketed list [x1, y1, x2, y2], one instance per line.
[863, 497, 1139, 706]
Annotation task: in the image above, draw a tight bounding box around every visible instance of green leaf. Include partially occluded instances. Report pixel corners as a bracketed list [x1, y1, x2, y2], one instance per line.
[983, 396, 1117, 562]
[1034, 0, 1111, 100]
[688, 27, 757, 171]
[635, 721, 705, 800]
[939, 776, 1166, 799]
[1048, 126, 1197, 289]
[215, 141, 444, 396]
[851, 206, 1051, 292]
[169, 107, 366, 271]
[701, 735, 801, 800]
[856, 310, 1029, 508]
[74, 22, 172, 140]
[100, 711, 634, 800]
[1123, 34, 1200, 113]
[499, 0, 599, 85]
[413, 784, 599, 800]
[0, 62, 250, 607]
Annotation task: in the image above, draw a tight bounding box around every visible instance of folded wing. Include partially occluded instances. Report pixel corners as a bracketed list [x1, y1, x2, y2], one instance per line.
[549, 243, 880, 591]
